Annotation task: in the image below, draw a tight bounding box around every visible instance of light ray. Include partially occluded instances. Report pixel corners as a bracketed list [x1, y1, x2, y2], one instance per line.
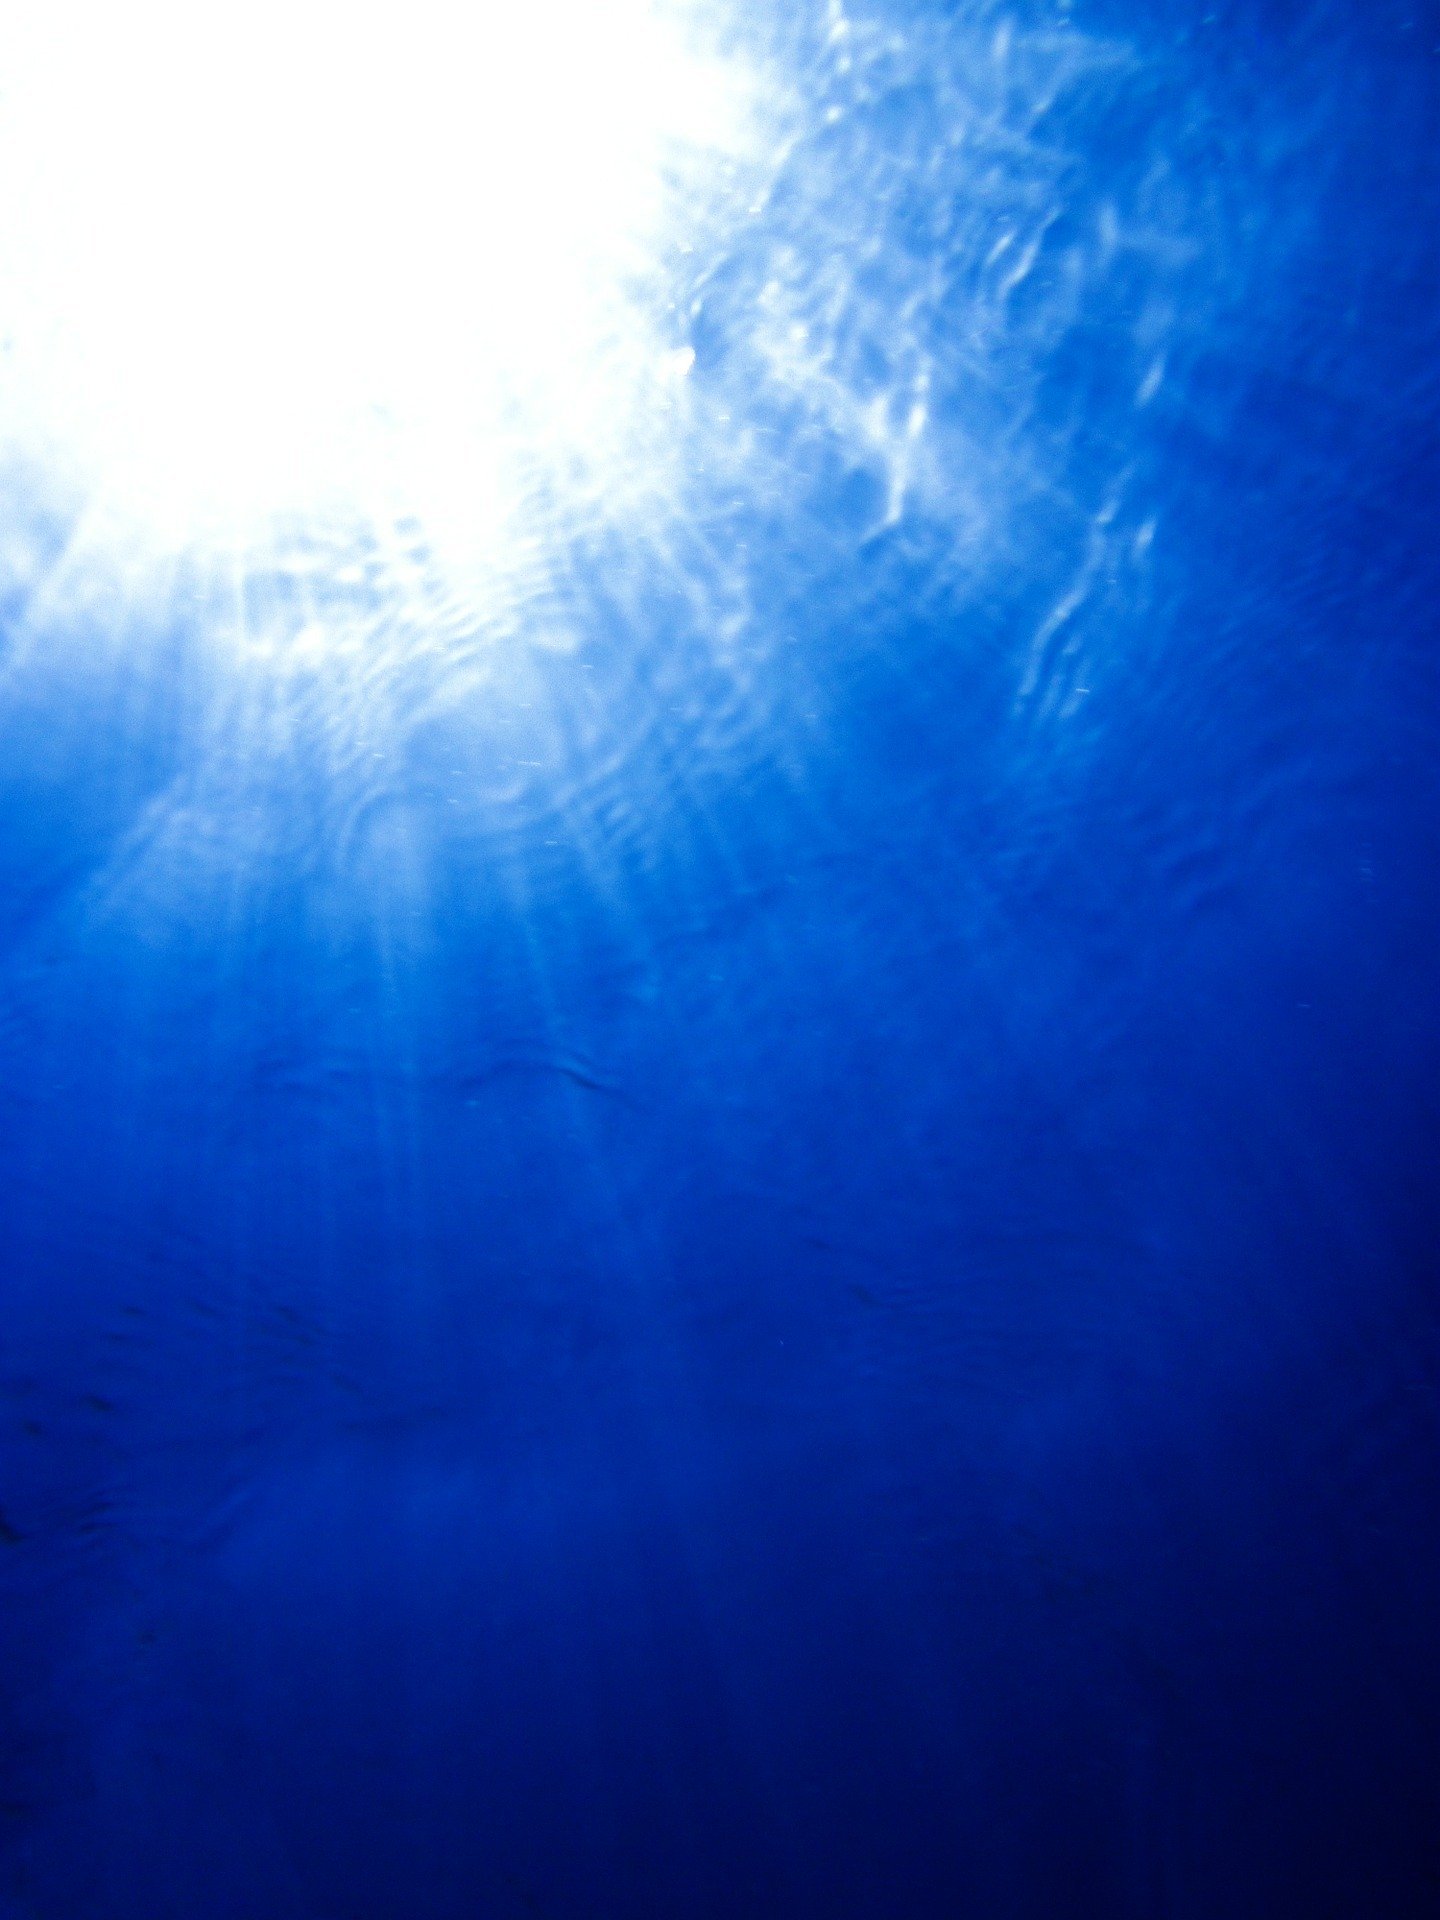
[0, 0, 764, 613]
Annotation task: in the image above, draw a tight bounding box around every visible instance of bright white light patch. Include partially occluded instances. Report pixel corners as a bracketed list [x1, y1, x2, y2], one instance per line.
[0, 1, 753, 574]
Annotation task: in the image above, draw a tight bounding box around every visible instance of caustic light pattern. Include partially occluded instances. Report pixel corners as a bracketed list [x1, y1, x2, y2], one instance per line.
[1, 0, 1210, 666]
[1, 3, 1438, 1919]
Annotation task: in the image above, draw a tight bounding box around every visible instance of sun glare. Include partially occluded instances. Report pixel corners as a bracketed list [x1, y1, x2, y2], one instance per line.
[0, 1, 757, 576]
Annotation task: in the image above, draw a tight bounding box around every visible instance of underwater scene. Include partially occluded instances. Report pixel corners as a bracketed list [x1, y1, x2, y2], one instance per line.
[0, 2, 1437, 1914]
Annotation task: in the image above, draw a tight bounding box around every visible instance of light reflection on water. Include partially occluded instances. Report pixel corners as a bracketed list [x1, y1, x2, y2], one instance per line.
[10, 8, 1430, 1912]
[1, 0, 1227, 836]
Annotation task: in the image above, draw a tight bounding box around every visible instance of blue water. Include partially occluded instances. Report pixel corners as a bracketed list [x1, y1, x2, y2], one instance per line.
[2, 2, 1438, 1914]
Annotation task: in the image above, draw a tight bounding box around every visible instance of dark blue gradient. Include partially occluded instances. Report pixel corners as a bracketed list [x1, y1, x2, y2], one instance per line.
[1, 3, 1437, 1915]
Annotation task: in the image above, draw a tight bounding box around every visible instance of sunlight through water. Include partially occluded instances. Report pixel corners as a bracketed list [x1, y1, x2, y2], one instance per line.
[0, 1, 762, 600]
[0, 0, 1223, 795]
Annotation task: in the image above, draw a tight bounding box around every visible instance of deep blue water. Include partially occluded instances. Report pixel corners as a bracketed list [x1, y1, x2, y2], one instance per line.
[2, 2, 1439, 1915]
